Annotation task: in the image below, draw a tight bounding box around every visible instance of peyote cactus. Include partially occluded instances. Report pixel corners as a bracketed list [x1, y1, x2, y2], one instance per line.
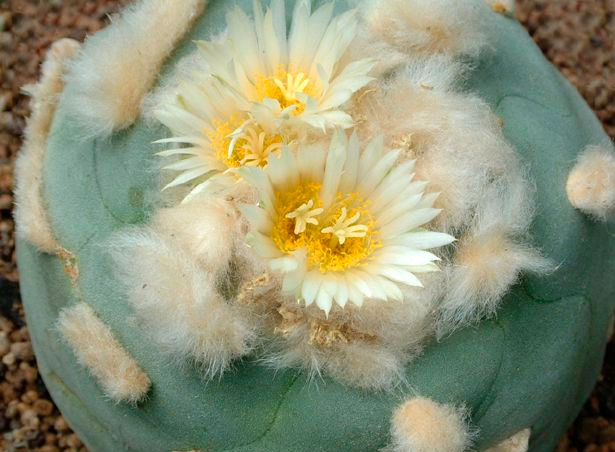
[15, 1, 615, 452]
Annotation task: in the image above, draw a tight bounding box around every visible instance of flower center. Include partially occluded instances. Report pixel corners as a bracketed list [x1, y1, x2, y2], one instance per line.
[255, 67, 320, 115]
[271, 182, 381, 272]
[207, 114, 283, 169]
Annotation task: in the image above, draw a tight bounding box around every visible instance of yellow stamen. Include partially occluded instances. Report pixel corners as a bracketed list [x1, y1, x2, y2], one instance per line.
[285, 199, 324, 234]
[206, 114, 282, 169]
[271, 183, 381, 273]
[255, 67, 321, 115]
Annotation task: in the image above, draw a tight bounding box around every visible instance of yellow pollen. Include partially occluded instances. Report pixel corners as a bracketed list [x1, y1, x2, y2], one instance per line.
[206, 114, 283, 169]
[271, 182, 381, 273]
[254, 67, 321, 115]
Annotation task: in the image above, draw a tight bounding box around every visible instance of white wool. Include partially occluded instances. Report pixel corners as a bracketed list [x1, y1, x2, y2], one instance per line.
[151, 197, 243, 272]
[389, 397, 474, 452]
[437, 178, 550, 335]
[352, 65, 548, 339]
[438, 230, 549, 335]
[351, 65, 518, 233]
[264, 274, 442, 390]
[353, 0, 488, 75]
[143, 46, 211, 124]
[57, 303, 150, 404]
[63, 0, 207, 137]
[566, 144, 615, 220]
[14, 38, 80, 252]
[484, 0, 515, 15]
[111, 228, 258, 379]
[485, 429, 531, 452]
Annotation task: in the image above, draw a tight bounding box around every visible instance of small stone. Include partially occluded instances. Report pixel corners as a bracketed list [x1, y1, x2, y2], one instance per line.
[66, 433, 83, 448]
[20, 408, 40, 429]
[54, 416, 70, 432]
[2, 352, 15, 366]
[0, 331, 9, 356]
[34, 399, 54, 417]
[10, 341, 33, 360]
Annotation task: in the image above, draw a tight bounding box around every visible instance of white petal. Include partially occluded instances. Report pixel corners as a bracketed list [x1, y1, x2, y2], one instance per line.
[370, 160, 416, 208]
[390, 231, 456, 249]
[372, 274, 403, 301]
[316, 289, 333, 314]
[380, 208, 442, 238]
[226, 6, 262, 79]
[376, 193, 423, 227]
[237, 167, 275, 213]
[301, 271, 323, 306]
[358, 135, 384, 182]
[288, 0, 311, 69]
[267, 147, 299, 188]
[162, 167, 211, 190]
[282, 250, 308, 293]
[372, 248, 440, 266]
[347, 283, 364, 307]
[294, 2, 334, 71]
[153, 136, 208, 147]
[270, 256, 299, 273]
[162, 157, 206, 171]
[319, 58, 375, 110]
[239, 204, 272, 233]
[338, 131, 360, 193]
[407, 263, 441, 273]
[249, 232, 283, 258]
[357, 149, 400, 196]
[320, 130, 347, 208]
[346, 270, 373, 299]
[155, 106, 204, 135]
[310, 9, 357, 82]
[156, 147, 202, 158]
[371, 265, 424, 288]
[334, 275, 349, 308]
[297, 144, 326, 182]
[417, 192, 440, 209]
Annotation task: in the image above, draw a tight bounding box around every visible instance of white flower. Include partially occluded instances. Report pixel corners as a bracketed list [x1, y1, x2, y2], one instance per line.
[154, 0, 374, 202]
[239, 131, 455, 314]
[154, 77, 285, 202]
[197, 0, 375, 131]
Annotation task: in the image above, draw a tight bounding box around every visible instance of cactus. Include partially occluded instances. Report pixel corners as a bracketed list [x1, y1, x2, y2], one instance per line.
[16, 1, 615, 452]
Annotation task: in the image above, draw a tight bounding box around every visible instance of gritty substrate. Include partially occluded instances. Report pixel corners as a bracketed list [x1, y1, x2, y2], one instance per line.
[0, 1, 613, 451]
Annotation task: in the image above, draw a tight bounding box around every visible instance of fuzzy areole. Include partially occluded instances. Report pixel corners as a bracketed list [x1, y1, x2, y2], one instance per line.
[15, 0, 615, 452]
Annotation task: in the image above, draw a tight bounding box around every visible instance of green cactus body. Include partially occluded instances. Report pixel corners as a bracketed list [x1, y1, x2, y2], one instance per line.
[16, 1, 615, 451]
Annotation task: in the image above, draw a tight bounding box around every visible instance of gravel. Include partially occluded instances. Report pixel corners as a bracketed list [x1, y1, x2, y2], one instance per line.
[0, 1, 613, 451]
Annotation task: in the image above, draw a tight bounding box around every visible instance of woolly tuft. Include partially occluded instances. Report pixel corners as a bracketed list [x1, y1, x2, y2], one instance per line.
[151, 197, 243, 272]
[57, 303, 150, 404]
[63, 0, 207, 138]
[351, 60, 549, 339]
[262, 272, 442, 390]
[436, 178, 551, 335]
[354, 0, 489, 76]
[389, 397, 474, 452]
[14, 38, 81, 253]
[439, 229, 548, 334]
[110, 225, 260, 380]
[484, 0, 515, 15]
[566, 144, 615, 220]
[484, 429, 531, 452]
